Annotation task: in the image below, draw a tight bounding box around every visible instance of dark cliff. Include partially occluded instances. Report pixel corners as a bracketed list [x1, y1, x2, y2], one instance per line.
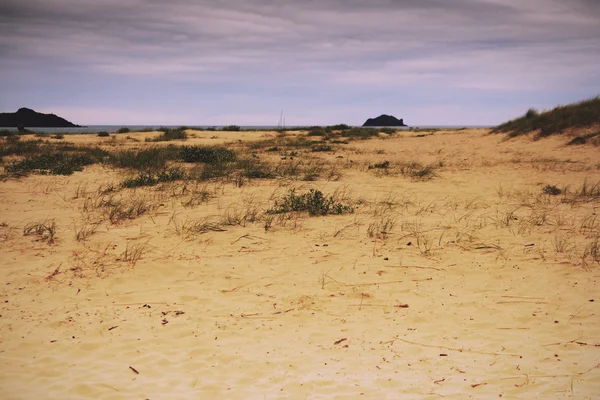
[362, 114, 407, 127]
[0, 108, 80, 128]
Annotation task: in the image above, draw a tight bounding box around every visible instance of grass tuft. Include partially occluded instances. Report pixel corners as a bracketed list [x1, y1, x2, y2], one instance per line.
[268, 189, 353, 217]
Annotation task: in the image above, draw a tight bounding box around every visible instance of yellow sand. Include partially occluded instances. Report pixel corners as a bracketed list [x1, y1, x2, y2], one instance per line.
[1, 129, 599, 399]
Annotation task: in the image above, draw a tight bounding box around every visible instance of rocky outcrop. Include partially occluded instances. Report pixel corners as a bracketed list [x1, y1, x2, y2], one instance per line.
[0, 108, 80, 128]
[362, 114, 407, 127]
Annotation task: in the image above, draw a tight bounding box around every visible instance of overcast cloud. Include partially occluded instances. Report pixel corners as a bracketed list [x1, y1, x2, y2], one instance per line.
[1, 0, 599, 125]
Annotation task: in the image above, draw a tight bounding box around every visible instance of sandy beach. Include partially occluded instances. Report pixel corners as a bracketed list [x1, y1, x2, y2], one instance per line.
[1, 128, 599, 399]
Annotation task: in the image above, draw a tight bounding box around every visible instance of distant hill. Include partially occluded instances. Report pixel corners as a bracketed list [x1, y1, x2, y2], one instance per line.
[491, 96, 600, 144]
[0, 108, 80, 128]
[363, 114, 407, 127]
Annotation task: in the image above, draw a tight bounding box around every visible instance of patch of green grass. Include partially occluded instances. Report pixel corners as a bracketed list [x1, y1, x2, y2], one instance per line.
[122, 168, 185, 188]
[5, 144, 108, 176]
[567, 130, 600, 146]
[307, 127, 326, 136]
[341, 127, 379, 140]
[369, 160, 390, 169]
[237, 158, 275, 179]
[492, 96, 600, 139]
[106, 146, 179, 170]
[268, 189, 353, 216]
[0, 138, 42, 157]
[542, 184, 562, 195]
[311, 144, 333, 152]
[6, 152, 95, 176]
[147, 128, 187, 142]
[197, 161, 234, 180]
[0, 129, 17, 137]
[398, 162, 437, 181]
[222, 125, 241, 131]
[179, 145, 237, 163]
[325, 124, 352, 132]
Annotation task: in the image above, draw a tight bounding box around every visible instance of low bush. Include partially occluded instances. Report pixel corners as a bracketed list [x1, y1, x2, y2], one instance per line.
[98, 131, 110, 137]
[122, 168, 185, 188]
[0, 129, 17, 137]
[311, 145, 333, 152]
[117, 127, 131, 134]
[106, 146, 179, 170]
[179, 145, 237, 163]
[542, 184, 562, 196]
[307, 127, 326, 136]
[148, 128, 187, 142]
[222, 125, 241, 131]
[268, 189, 353, 216]
[341, 127, 379, 140]
[6, 151, 99, 175]
[398, 162, 437, 180]
[369, 161, 390, 169]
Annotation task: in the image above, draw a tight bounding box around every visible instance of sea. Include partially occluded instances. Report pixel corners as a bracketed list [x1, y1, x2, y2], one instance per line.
[3, 125, 492, 134]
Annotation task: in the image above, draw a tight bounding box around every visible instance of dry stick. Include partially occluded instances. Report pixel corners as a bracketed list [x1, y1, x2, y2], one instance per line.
[390, 336, 522, 358]
[322, 274, 404, 287]
[221, 277, 269, 293]
[486, 363, 600, 387]
[542, 334, 600, 347]
[231, 234, 251, 244]
[385, 265, 445, 271]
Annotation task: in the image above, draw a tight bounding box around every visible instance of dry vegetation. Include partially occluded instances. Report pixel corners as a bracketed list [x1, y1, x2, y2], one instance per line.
[1, 125, 599, 398]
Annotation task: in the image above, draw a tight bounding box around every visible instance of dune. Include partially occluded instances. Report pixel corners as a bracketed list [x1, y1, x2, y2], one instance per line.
[0, 128, 599, 399]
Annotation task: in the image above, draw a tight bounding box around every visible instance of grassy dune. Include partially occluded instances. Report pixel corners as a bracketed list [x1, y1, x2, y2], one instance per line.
[492, 96, 600, 144]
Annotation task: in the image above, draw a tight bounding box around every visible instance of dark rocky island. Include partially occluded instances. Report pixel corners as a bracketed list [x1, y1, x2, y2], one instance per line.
[0, 108, 80, 129]
[362, 114, 407, 127]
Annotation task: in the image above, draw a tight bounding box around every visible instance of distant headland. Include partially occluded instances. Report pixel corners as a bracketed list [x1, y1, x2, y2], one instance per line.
[0, 108, 80, 128]
[362, 114, 407, 127]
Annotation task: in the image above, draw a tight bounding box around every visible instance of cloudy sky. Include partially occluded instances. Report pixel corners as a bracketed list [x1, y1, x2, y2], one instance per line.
[1, 0, 599, 126]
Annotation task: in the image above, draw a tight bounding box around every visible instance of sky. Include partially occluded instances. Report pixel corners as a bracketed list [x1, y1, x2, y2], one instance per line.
[1, 0, 599, 126]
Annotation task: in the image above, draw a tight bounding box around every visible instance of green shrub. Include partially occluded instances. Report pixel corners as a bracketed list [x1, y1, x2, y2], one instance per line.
[307, 127, 326, 136]
[122, 168, 185, 188]
[198, 162, 233, 180]
[341, 127, 379, 140]
[0, 129, 16, 137]
[268, 189, 353, 216]
[311, 145, 333, 152]
[117, 127, 131, 134]
[98, 131, 110, 137]
[148, 128, 187, 142]
[106, 146, 179, 170]
[325, 124, 351, 132]
[7, 152, 97, 176]
[237, 158, 275, 179]
[179, 146, 237, 164]
[567, 131, 600, 146]
[542, 185, 562, 196]
[399, 162, 437, 180]
[222, 125, 241, 131]
[369, 161, 390, 169]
